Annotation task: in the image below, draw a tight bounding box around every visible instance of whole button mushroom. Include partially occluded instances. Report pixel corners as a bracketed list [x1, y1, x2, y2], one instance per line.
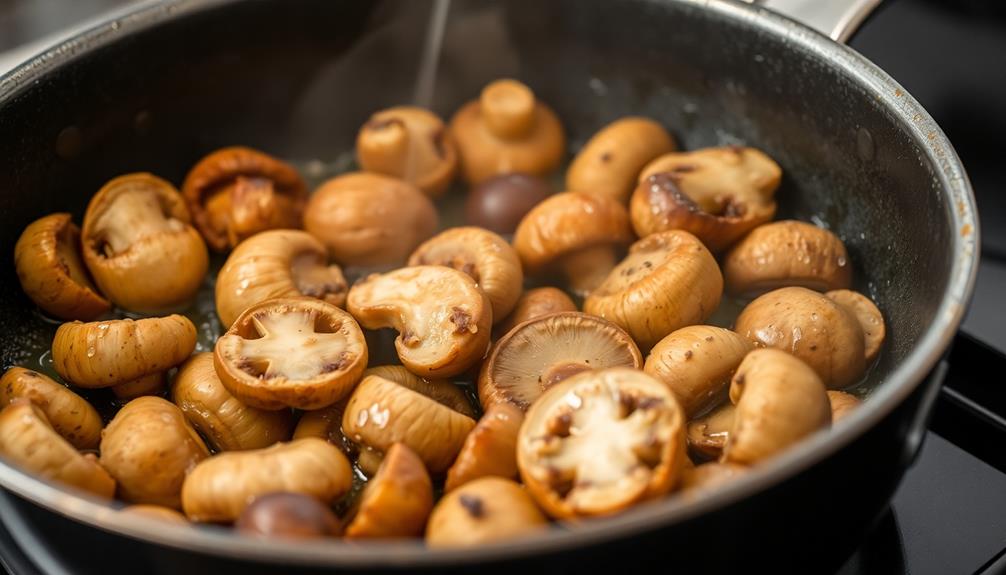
[735, 286, 866, 388]
[826, 289, 886, 365]
[81, 173, 208, 312]
[723, 220, 852, 296]
[345, 443, 433, 538]
[584, 230, 723, 350]
[631, 147, 781, 252]
[236, 492, 342, 539]
[517, 368, 687, 519]
[181, 438, 353, 523]
[215, 229, 348, 328]
[0, 367, 103, 450]
[14, 213, 110, 320]
[356, 106, 458, 197]
[182, 147, 307, 252]
[465, 173, 553, 235]
[100, 396, 210, 508]
[303, 172, 438, 267]
[566, 117, 677, 204]
[494, 286, 577, 339]
[0, 399, 115, 498]
[686, 402, 736, 460]
[723, 349, 831, 465]
[426, 477, 548, 548]
[827, 390, 862, 423]
[445, 402, 524, 492]
[110, 372, 166, 401]
[449, 79, 566, 184]
[513, 191, 634, 296]
[347, 266, 491, 379]
[478, 312, 643, 412]
[408, 227, 523, 323]
[214, 298, 368, 411]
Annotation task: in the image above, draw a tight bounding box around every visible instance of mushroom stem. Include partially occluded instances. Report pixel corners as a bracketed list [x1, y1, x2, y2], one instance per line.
[93, 189, 180, 255]
[480, 79, 535, 140]
[560, 245, 618, 297]
[358, 118, 411, 169]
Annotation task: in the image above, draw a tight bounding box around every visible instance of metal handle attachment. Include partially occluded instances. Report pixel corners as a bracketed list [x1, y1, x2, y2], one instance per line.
[746, 0, 883, 43]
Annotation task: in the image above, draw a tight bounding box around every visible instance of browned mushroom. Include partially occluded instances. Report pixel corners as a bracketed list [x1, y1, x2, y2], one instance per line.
[445, 402, 524, 492]
[0, 367, 102, 450]
[236, 492, 342, 539]
[465, 173, 553, 235]
[356, 106, 458, 197]
[826, 289, 886, 365]
[345, 443, 433, 538]
[494, 287, 577, 339]
[110, 372, 166, 400]
[426, 477, 548, 547]
[364, 365, 477, 419]
[827, 390, 862, 423]
[685, 402, 736, 460]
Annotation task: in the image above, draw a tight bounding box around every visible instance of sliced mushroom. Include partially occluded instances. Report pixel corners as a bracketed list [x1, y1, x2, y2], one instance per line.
[426, 477, 548, 547]
[566, 117, 676, 203]
[680, 462, 746, 493]
[449, 79, 565, 184]
[81, 173, 208, 312]
[51, 314, 197, 388]
[494, 287, 577, 339]
[735, 286, 866, 388]
[517, 368, 687, 519]
[0, 399, 115, 498]
[478, 312, 642, 412]
[182, 147, 307, 251]
[236, 492, 342, 539]
[643, 326, 752, 418]
[723, 349, 831, 465]
[513, 191, 634, 296]
[408, 227, 523, 322]
[100, 396, 210, 508]
[215, 229, 348, 328]
[826, 289, 886, 365]
[631, 147, 781, 252]
[584, 230, 723, 350]
[121, 504, 190, 524]
[14, 213, 110, 320]
[181, 438, 353, 523]
[686, 402, 736, 460]
[347, 266, 491, 379]
[723, 220, 852, 296]
[465, 173, 553, 235]
[342, 375, 476, 473]
[356, 106, 458, 197]
[173, 353, 294, 451]
[345, 443, 433, 538]
[303, 172, 438, 266]
[827, 390, 862, 423]
[0, 367, 102, 450]
[214, 298, 368, 411]
[110, 372, 166, 400]
[445, 402, 524, 492]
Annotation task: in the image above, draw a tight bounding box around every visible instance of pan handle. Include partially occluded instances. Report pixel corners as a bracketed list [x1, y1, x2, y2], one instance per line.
[751, 0, 883, 43]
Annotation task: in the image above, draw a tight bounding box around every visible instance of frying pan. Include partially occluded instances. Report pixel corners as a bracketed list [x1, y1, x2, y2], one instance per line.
[0, 0, 979, 573]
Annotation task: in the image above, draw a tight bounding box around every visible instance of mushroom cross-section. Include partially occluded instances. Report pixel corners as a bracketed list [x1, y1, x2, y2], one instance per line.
[356, 106, 458, 197]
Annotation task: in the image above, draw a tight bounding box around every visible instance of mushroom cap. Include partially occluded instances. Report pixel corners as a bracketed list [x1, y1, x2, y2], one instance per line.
[182, 146, 307, 251]
[81, 173, 208, 312]
[584, 230, 723, 350]
[214, 298, 368, 411]
[0, 367, 103, 450]
[364, 365, 477, 419]
[356, 106, 458, 197]
[734, 286, 866, 389]
[303, 172, 438, 267]
[827, 390, 862, 423]
[110, 372, 166, 400]
[494, 286, 577, 339]
[685, 401, 735, 460]
[14, 213, 110, 320]
[345, 443, 434, 539]
[426, 477, 548, 548]
[445, 402, 524, 492]
[215, 229, 348, 328]
[826, 289, 885, 365]
[723, 220, 852, 296]
[465, 172, 553, 235]
[478, 312, 643, 412]
[236, 492, 342, 539]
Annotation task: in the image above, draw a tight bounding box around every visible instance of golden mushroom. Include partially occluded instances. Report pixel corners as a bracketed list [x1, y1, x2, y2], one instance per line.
[680, 462, 747, 493]
[121, 504, 190, 524]
[345, 443, 433, 538]
[356, 106, 458, 197]
[0, 367, 102, 450]
[828, 390, 862, 423]
[426, 477, 548, 548]
[445, 402, 524, 492]
[686, 402, 736, 460]
[826, 289, 886, 365]
[494, 287, 577, 339]
[110, 372, 166, 400]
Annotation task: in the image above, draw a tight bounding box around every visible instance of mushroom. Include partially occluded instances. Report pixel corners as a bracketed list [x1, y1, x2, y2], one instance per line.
[121, 504, 190, 524]
[182, 146, 307, 251]
[81, 173, 208, 312]
[0, 399, 115, 498]
[513, 191, 634, 296]
[680, 462, 746, 493]
[465, 173, 552, 235]
[566, 117, 677, 203]
[449, 79, 566, 184]
[347, 266, 491, 379]
[181, 438, 353, 523]
[584, 230, 723, 350]
[826, 289, 886, 365]
[827, 390, 861, 423]
[517, 368, 687, 519]
[478, 312, 642, 412]
[408, 227, 524, 322]
[494, 287, 577, 339]
[426, 477, 548, 548]
[630, 147, 781, 252]
[14, 213, 110, 320]
[364, 365, 477, 419]
[723, 220, 852, 296]
[100, 396, 209, 508]
[214, 298, 368, 411]
[110, 372, 166, 400]
[303, 172, 438, 267]
[734, 286, 866, 388]
[685, 402, 735, 460]
[445, 402, 524, 492]
[345, 443, 433, 538]
[722, 349, 831, 465]
[293, 401, 348, 444]
[51, 314, 197, 388]
[643, 325, 752, 418]
[236, 492, 342, 539]
[172, 353, 295, 451]
[0, 367, 102, 450]
[356, 106, 458, 197]
[215, 229, 348, 328]
[341, 375, 476, 473]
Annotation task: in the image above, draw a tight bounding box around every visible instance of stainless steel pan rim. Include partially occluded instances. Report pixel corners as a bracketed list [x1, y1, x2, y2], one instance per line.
[0, 0, 980, 566]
